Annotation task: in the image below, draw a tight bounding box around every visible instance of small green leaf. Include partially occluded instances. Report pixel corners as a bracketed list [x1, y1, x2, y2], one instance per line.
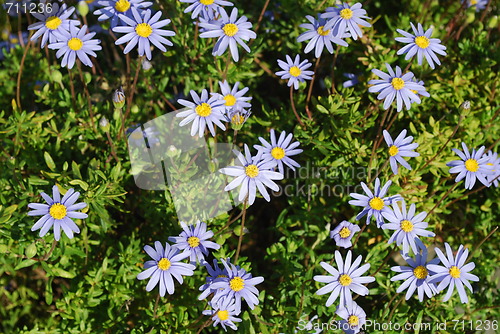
[15, 259, 37, 270]
[44, 152, 56, 171]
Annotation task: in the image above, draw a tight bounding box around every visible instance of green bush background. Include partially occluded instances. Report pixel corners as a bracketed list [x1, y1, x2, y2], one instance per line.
[0, 0, 499, 333]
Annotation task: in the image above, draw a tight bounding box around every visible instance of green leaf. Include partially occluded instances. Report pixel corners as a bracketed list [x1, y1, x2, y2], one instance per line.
[44, 151, 56, 171]
[15, 259, 37, 270]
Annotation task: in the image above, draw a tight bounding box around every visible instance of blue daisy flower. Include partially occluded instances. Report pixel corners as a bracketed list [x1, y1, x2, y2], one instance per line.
[93, 0, 152, 28]
[215, 80, 252, 112]
[199, 8, 256, 62]
[198, 258, 230, 300]
[321, 2, 371, 41]
[428, 243, 479, 303]
[368, 63, 425, 112]
[275, 55, 314, 90]
[48, 25, 102, 69]
[336, 301, 366, 334]
[395, 23, 447, 69]
[254, 129, 303, 175]
[168, 220, 221, 263]
[28, 185, 88, 241]
[483, 151, 500, 187]
[113, 8, 175, 60]
[202, 297, 242, 332]
[463, 0, 488, 11]
[180, 0, 233, 20]
[137, 241, 196, 296]
[342, 73, 361, 88]
[330, 221, 361, 249]
[383, 129, 420, 175]
[297, 15, 348, 58]
[28, 3, 80, 48]
[446, 142, 494, 189]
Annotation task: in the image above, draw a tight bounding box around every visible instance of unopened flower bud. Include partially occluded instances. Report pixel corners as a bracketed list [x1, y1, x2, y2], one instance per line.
[99, 116, 110, 132]
[113, 87, 125, 109]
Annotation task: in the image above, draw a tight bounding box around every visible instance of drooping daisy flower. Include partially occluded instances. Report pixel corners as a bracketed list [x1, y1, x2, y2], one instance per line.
[180, 0, 233, 20]
[199, 8, 256, 62]
[202, 297, 242, 332]
[349, 178, 402, 227]
[176, 89, 227, 137]
[137, 241, 196, 296]
[297, 15, 348, 58]
[336, 301, 366, 334]
[314, 250, 375, 308]
[483, 151, 500, 187]
[225, 108, 251, 131]
[168, 220, 220, 263]
[198, 258, 230, 300]
[93, 0, 152, 28]
[391, 247, 439, 302]
[343, 73, 361, 88]
[463, 0, 488, 12]
[48, 25, 102, 69]
[381, 200, 435, 255]
[254, 129, 303, 175]
[395, 23, 447, 70]
[113, 8, 175, 60]
[28, 3, 80, 48]
[215, 81, 252, 112]
[275, 55, 314, 90]
[428, 243, 479, 303]
[446, 142, 494, 189]
[28, 185, 88, 241]
[209, 258, 264, 312]
[330, 221, 361, 249]
[321, 2, 371, 41]
[383, 129, 420, 175]
[220, 145, 283, 206]
[368, 63, 426, 112]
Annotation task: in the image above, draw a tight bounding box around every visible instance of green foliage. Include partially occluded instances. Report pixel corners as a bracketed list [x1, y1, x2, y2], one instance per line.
[1, 0, 499, 333]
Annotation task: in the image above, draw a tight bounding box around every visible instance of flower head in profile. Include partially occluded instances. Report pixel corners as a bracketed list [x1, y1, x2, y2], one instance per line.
[226, 108, 251, 131]
[28, 3, 80, 48]
[330, 221, 361, 249]
[180, 0, 233, 20]
[168, 220, 220, 263]
[322, 2, 371, 40]
[483, 151, 500, 187]
[463, 0, 488, 11]
[428, 243, 479, 303]
[343, 73, 361, 88]
[446, 142, 494, 189]
[113, 8, 175, 60]
[383, 129, 420, 175]
[93, 0, 152, 28]
[48, 25, 102, 69]
[220, 145, 283, 206]
[209, 258, 264, 312]
[276, 55, 314, 90]
[395, 23, 447, 69]
[176, 89, 227, 137]
[336, 301, 366, 334]
[215, 81, 252, 112]
[349, 178, 402, 227]
[368, 63, 425, 112]
[202, 297, 242, 332]
[28, 185, 88, 241]
[314, 250, 375, 308]
[254, 129, 303, 175]
[199, 8, 256, 62]
[382, 200, 435, 255]
[137, 241, 196, 296]
[198, 258, 230, 300]
[297, 15, 348, 58]
[391, 246, 439, 301]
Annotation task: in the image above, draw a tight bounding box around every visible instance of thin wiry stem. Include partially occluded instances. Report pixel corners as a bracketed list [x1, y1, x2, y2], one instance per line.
[466, 226, 498, 262]
[235, 199, 248, 263]
[427, 182, 459, 217]
[305, 56, 321, 119]
[290, 86, 305, 127]
[16, 40, 32, 111]
[367, 106, 391, 181]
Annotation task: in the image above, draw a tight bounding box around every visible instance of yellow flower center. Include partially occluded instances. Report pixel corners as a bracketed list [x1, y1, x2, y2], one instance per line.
[339, 274, 352, 286]
[470, 0, 478, 4]
[271, 147, 286, 160]
[369, 197, 384, 210]
[115, 0, 131, 12]
[158, 258, 171, 271]
[289, 66, 301, 77]
[316, 25, 330, 36]
[245, 164, 259, 178]
[348, 315, 359, 326]
[391, 77, 405, 90]
[389, 145, 399, 157]
[340, 8, 353, 19]
[217, 310, 229, 321]
[223, 23, 239, 37]
[188, 236, 200, 248]
[216, 274, 227, 278]
[400, 219, 414, 232]
[229, 276, 245, 291]
[49, 203, 67, 220]
[339, 227, 351, 238]
[413, 265, 428, 279]
[195, 103, 212, 117]
[224, 94, 237, 106]
[449, 266, 461, 278]
[135, 23, 153, 38]
[68, 38, 83, 51]
[200, 0, 215, 5]
[414, 36, 430, 49]
[231, 114, 245, 125]
[465, 159, 479, 172]
[45, 16, 62, 30]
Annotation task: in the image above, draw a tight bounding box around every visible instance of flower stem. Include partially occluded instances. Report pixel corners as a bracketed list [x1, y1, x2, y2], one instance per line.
[77, 60, 96, 130]
[427, 182, 459, 217]
[305, 56, 321, 120]
[153, 293, 161, 318]
[42, 240, 58, 261]
[290, 86, 305, 127]
[120, 56, 143, 139]
[466, 226, 498, 262]
[367, 106, 391, 181]
[235, 198, 248, 263]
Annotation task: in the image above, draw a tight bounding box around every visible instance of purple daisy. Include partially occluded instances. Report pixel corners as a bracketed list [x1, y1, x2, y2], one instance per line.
[383, 129, 420, 175]
[93, 0, 153, 28]
[168, 220, 220, 263]
[330, 221, 361, 249]
[321, 2, 371, 40]
[446, 142, 494, 189]
[275, 55, 314, 90]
